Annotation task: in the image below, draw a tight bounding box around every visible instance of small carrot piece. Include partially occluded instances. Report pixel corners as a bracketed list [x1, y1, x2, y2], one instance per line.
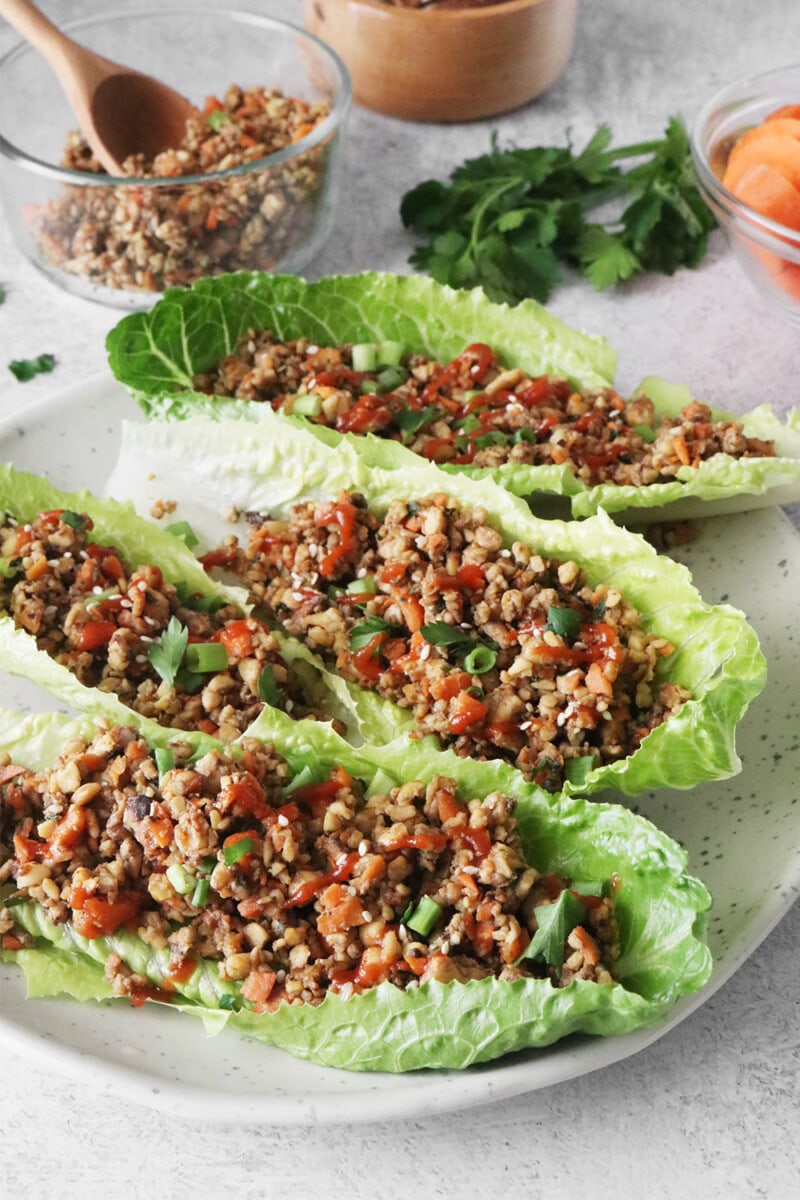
[585, 661, 613, 696]
[723, 132, 800, 193]
[731, 163, 800, 231]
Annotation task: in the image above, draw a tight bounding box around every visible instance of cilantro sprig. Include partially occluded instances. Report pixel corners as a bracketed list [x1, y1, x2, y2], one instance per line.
[147, 616, 189, 688]
[8, 353, 56, 383]
[400, 118, 715, 304]
[420, 621, 499, 673]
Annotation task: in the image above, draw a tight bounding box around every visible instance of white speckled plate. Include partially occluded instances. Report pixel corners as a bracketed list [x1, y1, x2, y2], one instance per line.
[1, 375, 799, 1125]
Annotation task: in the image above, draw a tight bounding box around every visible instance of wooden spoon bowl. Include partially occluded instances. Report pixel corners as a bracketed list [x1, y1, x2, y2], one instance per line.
[302, 0, 578, 122]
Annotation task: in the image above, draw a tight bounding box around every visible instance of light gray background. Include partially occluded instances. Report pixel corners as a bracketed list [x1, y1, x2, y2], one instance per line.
[0, 2, 798, 1197]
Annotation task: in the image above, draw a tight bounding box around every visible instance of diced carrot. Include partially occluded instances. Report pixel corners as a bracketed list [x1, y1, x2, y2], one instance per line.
[672, 433, 691, 466]
[2, 935, 23, 952]
[448, 691, 488, 735]
[435, 787, 464, 823]
[291, 122, 315, 143]
[25, 557, 50, 581]
[241, 968, 277, 1012]
[71, 892, 143, 939]
[585, 661, 613, 696]
[571, 924, 600, 966]
[317, 889, 366, 935]
[431, 672, 473, 702]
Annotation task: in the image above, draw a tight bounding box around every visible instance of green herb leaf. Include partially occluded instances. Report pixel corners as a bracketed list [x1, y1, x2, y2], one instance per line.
[518, 889, 587, 970]
[165, 520, 199, 550]
[147, 615, 189, 688]
[59, 510, 88, 530]
[8, 353, 55, 382]
[349, 614, 394, 650]
[207, 109, 227, 132]
[401, 118, 714, 305]
[394, 405, 441, 443]
[256, 663, 284, 707]
[545, 606, 581, 640]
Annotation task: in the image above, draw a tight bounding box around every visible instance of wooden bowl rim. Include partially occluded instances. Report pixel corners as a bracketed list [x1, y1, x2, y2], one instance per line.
[307, 0, 560, 24]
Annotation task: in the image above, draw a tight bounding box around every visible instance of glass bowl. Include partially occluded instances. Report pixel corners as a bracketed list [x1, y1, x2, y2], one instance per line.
[0, 6, 351, 309]
[691, 64, 800, 328]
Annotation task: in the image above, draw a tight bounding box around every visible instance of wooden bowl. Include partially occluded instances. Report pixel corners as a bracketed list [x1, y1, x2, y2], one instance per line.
[301, 0, 578, 122]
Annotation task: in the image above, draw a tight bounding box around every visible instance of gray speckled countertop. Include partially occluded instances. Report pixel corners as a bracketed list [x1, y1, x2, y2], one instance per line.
[1, 2, 798, 1197]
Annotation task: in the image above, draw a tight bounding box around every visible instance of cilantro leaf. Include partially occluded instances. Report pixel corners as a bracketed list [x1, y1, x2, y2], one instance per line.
[400, 117, 714, 305]
[349, 614, 395, 650]
[257, 663, 284, 707]
[8, 353, 56, 382]
[544, 606, 581, 640]
[147, 616, 189, 687]
[518, 889, 587, 970]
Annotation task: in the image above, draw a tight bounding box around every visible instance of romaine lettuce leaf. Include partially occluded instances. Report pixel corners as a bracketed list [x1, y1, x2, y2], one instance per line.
[0, 465, 354, 747]
[104, 271, 800, 520]
[0, 705, 712, 1071]
[105, 413, 767, 799]
[105, 270, 616, 401]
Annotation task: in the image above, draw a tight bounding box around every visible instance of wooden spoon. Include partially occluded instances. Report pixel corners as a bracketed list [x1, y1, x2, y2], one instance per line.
[0, 0, 200, 175]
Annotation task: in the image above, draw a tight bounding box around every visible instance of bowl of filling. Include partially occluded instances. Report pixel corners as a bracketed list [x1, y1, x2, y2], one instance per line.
[691, 64, 800, 327]
[0, 6, 351, 308]
[302, 0, 577, 122]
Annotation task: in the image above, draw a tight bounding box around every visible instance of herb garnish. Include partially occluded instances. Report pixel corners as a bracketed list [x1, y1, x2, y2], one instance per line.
[400, 118, 715, 304]
[394, 405, 442, 443]
[147, 615, 189, 687]
[208, 109, 227, 132]
[544, 606, 581, 640]
[349, 614, 396, 650]
[420, 621, 499, 672]
[257, 663, 284, 707]
[8, 353, 56, 382]
[517, 889, 587, 970]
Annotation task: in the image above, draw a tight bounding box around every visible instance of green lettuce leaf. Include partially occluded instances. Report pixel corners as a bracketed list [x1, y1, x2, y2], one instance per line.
[0, 705, 712, 1071]
[105, 413, 767, 799]
[0, 465, 356, 747]
[105, 270, 616, 401]
[104, 271, 800, 519]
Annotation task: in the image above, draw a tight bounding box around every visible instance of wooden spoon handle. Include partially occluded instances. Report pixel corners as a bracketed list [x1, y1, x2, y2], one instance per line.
[0, 0, 74, 61]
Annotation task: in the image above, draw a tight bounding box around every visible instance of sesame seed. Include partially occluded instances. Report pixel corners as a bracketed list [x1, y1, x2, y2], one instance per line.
[358, 840, 368, 856]
[277, 814, 289, 827]
[360, 911, 371, 922]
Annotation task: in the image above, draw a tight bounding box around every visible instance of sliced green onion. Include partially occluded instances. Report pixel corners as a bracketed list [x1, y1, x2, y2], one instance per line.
[512, 427, 538, 445]
[351, 342, 378, 372]
[291, 393, 323, 417]
[154, 746, 174, 778]
[358, 379, 378, 395]
[0, 556, 13, 579]
[375, 366, 407, 394]
[346, 576, 377, 595]
[402, 895, 443, 938]
[84, 588, 119, 608]
[462, 644, 497, 675]
[191, 878, 210, 908]
[454, 413, 482, 434]
[377, 340, 405, 367]
[197, 856, 216, 877]
[166, 863, 196, 896]
[223, 836, 254, 865]
[365, 767, 398, 799]
[634, 422, 657, 443]
[188, 594, 226, 615]
[219, 992, 241, 1012]
[183, 642, 229, 674]
[207, 108, 226, 132]
[569, 879, 604, 897]
[563, 755, 598, 788]
[165, 521, 199, 550]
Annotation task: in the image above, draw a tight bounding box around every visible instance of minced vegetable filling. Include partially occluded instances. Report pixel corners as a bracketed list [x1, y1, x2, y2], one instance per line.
[208, 491, 689, 789]
[0, 508, 297, 740]
[193, 334, 775, 486]
[0, 727, 619, 1006]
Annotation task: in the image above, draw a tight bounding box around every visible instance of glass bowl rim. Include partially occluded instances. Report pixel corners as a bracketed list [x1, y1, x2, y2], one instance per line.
[0, 4, 352, 188]
[690, 62, 800, 249]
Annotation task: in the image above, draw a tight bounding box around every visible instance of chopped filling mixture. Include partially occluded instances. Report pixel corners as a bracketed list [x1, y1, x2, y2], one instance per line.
[0, 728, 618, 1006]
[32, 86, 331, 293]
[210, 492, 688, 789]
[193, 335, 775, 487]
[0, 508, 296, 740]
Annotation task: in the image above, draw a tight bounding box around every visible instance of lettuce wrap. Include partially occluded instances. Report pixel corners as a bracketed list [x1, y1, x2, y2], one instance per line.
[104, 271, 800, 520]
[0, 465, 359, 747]
[0, 704, 712, 1071]
[104, 412, 767, 800]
